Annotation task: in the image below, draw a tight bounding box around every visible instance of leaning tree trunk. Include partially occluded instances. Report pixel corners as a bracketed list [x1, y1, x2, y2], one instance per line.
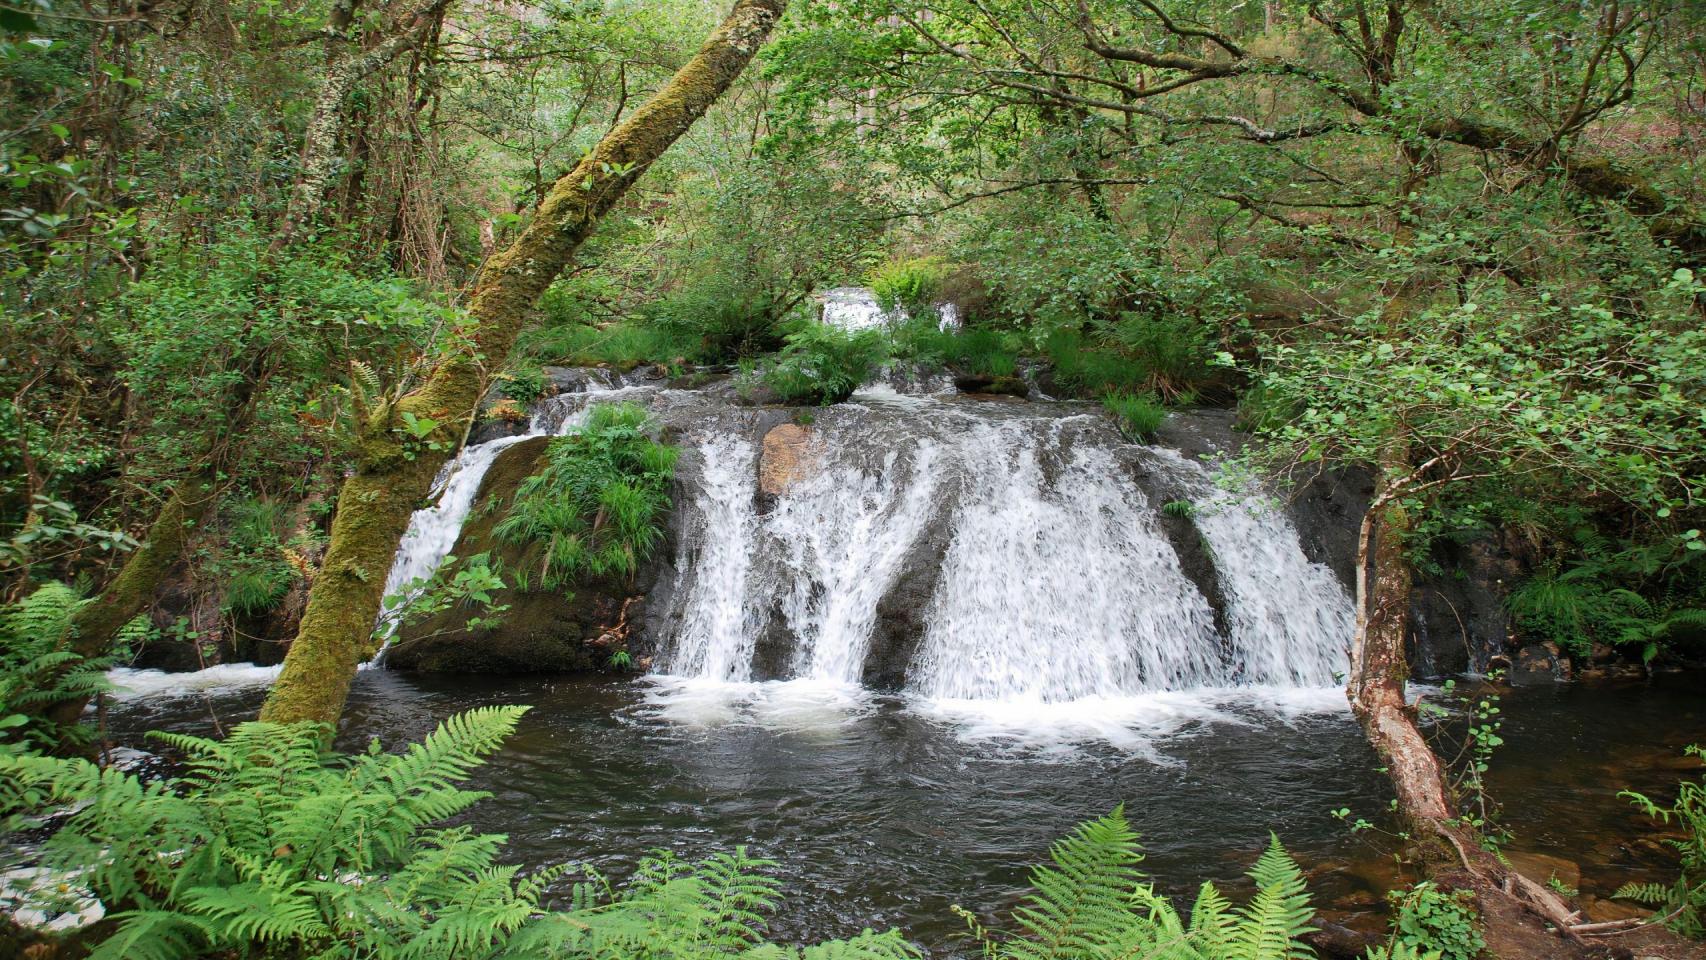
[1349, 450, 1453, 827]
[1349, 449, 1584, 941]
[259, 0, 789, 727]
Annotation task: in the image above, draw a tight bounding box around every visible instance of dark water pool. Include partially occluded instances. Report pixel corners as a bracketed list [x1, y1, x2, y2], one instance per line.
[103, 670, 1702, 952]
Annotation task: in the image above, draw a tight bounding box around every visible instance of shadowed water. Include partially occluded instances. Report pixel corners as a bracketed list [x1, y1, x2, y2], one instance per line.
[103, 670, 1701, 952]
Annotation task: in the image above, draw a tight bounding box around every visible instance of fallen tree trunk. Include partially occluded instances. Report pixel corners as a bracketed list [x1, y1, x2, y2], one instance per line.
[258, 0, 789, 727]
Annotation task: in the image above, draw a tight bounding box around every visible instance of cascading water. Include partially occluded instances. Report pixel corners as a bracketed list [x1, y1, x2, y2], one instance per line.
[907, 423, 1221, 702]
[649, 390, 1354, 739]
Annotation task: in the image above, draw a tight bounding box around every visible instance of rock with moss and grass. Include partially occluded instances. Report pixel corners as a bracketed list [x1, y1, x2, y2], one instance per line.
[384, 404, 678, 674]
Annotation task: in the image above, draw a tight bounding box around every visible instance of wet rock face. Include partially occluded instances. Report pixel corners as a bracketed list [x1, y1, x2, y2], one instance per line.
[1155, 410, 1522, 679]
[384, 436, 664, 674]
[1508, 642, 1573, 685]
[1279, 459, 1520, 678]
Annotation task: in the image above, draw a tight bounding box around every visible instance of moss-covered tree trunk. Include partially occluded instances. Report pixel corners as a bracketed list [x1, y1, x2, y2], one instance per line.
[259, 0, 789, 727]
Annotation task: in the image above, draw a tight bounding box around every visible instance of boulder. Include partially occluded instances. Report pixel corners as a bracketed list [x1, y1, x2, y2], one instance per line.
[384, 436, 663, 674]
[759, 423, 819, 496]
[1509, 642, 1573, 685]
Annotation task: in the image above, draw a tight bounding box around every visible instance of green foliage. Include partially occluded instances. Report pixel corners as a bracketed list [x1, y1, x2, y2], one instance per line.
[1619, 745, 1706, 937]
[215, 497, 300, 618]
[0, 582, 135, 751]
[1386, 882, 1483, 960]
[1102, 392, 1167, 442]
[1508, 527, 1706, 663]
[957, 808, 1318, 960]
[382, 553, 512, 635]
[522, 314, 699, 370]
[499, 367, 549, 405]
[494, 403, 678, 593]
[868, 256, 951, 314]
[2, 706, 916, 960]
[761, 324, 890, 405]
[886, 321, 1020, 378]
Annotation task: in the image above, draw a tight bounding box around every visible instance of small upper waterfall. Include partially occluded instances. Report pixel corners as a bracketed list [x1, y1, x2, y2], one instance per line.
[379, 378, 643, 627]
[819, 286, 961, 331]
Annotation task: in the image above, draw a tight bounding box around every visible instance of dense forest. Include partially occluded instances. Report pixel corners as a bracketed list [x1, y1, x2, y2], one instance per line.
[1, 0, 1705, 956]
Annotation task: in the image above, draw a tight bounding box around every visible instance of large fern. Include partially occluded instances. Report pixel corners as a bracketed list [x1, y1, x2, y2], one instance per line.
[963, 808, 1319, 960]
[0, 582, 137, 751]
[1620, 745, 1706, 936]
[3, 706, 919, 960]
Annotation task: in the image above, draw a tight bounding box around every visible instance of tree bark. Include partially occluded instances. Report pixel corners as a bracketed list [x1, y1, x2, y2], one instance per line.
[1349, 453, 1453, 827]
[274, 0, 455, 247]
[259, 0, 789, 727]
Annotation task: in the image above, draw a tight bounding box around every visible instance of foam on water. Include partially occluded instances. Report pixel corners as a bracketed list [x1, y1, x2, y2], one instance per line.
[107, 663, 284, 700]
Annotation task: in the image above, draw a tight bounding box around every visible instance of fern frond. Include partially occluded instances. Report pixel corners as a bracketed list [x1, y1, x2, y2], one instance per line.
[1006, 807, 1146, 960]
[1612, 881, 1670, 905]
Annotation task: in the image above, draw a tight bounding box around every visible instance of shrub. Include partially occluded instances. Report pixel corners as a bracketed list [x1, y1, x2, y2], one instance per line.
[498, 367, 548, 405]
[494, 403, 678, 593]
[218, 497, 299, 618]
[761, 323, 889, 405]
[1618, 745, 1706, 937]
[1042, 329, 1151, 397]
[1102, 392, 1167, 441]
[517, 319, 695, 370]
[1387, 881, 1484, 960]
[868, 256, 952, 314]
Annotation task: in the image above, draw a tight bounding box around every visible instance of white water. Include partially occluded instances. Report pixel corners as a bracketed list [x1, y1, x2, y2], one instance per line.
[661, 433, 762, 681]
[1150, 449, 1353, 687]
[908, 424, 1221, 701]
[653, 396, 1354, 743]
[819, 286, 960, 331]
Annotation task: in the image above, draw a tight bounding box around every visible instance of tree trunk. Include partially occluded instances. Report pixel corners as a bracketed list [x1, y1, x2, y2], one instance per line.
[1350, 454, 1584, 943]
[274, 0, 454, 247]
[259, 0, 789, 727]
[1349, 455, 1453, 827]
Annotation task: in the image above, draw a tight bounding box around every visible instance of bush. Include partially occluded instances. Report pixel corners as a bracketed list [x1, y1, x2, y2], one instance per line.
[1387, 881, 1483, 960]
[1102, 392, 1167, 441]
[494, 403, 678, 593]
[517, 318, 696, 370]
[761, 323, 889, 405]
[868, 256, 952, 315]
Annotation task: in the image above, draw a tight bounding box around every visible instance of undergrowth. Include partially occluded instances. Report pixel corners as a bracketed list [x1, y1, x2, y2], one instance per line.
[494, 403, 677, 593]
[759, 323, 889, 405]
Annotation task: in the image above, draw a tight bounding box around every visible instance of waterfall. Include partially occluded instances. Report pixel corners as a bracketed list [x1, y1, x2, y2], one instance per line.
[907, 424, 1221, 701]
[653, 395, 1353, 732]
[661, 433, 762, 681]
[365, 353, 1353, 741]
[1148, 449, 1353, 687]
[819, 286, 962, 332]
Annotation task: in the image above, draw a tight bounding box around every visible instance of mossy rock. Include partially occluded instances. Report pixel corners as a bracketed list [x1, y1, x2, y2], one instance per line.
[384, 436, 655, 674]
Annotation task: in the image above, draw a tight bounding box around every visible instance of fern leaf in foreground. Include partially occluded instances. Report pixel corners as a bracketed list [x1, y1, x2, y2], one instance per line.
[1007, 807, 1146, 960]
